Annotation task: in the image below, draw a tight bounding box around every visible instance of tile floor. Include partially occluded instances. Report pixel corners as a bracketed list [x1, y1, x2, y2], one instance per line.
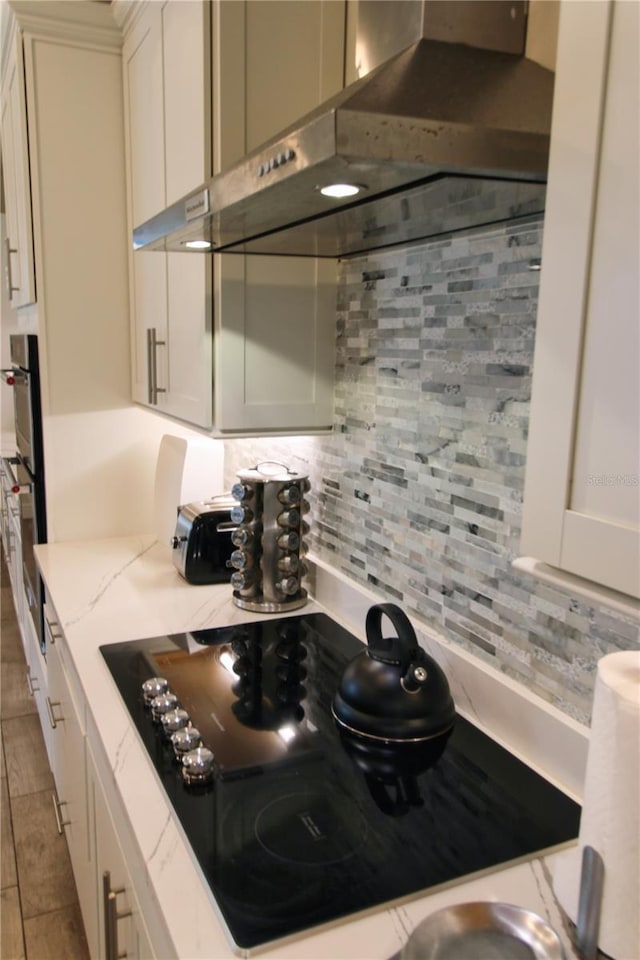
[1, 552, 89, 960]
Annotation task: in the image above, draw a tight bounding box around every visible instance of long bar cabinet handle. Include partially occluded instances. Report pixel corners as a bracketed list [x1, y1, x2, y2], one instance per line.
[2, 455, 32, 494]
[44, 615, 63, 644]
[5, 524, 12, 555]
[25, 666, 39, 695]
[46, 695, 63, 729]
[103, 871, 132, 960]
[146, 327, 166, 405]
[5, 237, 19, 300]
[0, 368, 27, 385]
[52, 793, 70, 834]
[25, 580, 36, 610]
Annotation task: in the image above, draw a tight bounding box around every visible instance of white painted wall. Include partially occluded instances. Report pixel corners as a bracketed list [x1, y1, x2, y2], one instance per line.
[44, 406, 217, 542]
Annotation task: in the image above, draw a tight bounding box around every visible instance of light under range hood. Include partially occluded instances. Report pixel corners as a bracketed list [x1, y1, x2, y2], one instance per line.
[133, 1, 554, 260]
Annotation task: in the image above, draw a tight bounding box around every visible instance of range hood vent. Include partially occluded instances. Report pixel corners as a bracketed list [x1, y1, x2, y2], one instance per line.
[133, 2, 554, 260]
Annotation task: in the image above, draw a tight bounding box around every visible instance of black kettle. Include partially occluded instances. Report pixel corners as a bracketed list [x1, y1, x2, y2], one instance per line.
[332, 603, 456, 743]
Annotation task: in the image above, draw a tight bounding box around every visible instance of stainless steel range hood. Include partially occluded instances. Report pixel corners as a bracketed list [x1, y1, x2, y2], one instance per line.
[133, 1, 554, 260]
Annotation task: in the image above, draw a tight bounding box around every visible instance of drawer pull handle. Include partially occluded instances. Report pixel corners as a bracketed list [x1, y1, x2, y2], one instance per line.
[45, 617, 63, 644]
[25, 666, 39, 696]
[146, 327, 166, 405]
[5, 237, 19, 299]
[46, 696, 63, 729]
[52, 793, 70, 834]
[103, 872, 132, 960]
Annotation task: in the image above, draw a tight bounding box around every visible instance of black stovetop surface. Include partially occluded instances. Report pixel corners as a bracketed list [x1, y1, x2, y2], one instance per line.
[100, 612, 580, 951]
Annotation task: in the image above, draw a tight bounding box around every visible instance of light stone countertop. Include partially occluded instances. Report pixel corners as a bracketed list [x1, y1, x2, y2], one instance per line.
[34, 535, 590, 960]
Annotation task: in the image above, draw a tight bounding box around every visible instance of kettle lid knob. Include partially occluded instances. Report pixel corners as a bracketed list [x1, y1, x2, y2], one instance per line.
[402, 663, 429, 693]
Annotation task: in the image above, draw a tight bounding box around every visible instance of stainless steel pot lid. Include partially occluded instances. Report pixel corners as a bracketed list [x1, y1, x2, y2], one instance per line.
[401, 902, 565, 960]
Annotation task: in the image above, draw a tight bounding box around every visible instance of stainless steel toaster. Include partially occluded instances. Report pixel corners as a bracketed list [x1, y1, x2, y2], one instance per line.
[171, 494, 237, 584]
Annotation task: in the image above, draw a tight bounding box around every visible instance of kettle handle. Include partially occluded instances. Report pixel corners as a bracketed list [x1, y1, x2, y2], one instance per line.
[365, 604, 420, 667]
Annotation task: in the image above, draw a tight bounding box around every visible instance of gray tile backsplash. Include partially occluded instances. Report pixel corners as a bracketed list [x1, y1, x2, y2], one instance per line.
[224, 216, 639, 725]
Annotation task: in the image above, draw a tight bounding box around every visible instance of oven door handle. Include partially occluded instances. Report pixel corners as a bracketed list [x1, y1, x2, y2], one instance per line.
[0, 368, 27, 386]
[1, 456, 33, 495]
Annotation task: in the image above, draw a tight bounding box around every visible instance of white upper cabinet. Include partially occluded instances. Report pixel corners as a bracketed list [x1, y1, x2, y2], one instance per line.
[119, 0, 343, 434]
[0, 16, 36, 307]
[211, 0, 342, 433]
[123, 0, 212, 428]
[520, 0, 639, 602]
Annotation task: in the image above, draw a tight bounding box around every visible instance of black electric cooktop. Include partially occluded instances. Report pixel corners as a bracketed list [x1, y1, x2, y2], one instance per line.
[100, 613, 580, 952]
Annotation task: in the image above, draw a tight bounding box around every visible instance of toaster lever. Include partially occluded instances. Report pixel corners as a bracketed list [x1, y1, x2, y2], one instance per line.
[216, 521, 238, 533]
[171, 535, 187, 549]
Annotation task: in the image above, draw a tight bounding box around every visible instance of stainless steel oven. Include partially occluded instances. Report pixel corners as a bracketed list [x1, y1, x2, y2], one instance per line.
[2, 456, 40, 633]
[9, 335, 38, 472]
[1, 335, 47, 651]
[0, 458, 23, 598]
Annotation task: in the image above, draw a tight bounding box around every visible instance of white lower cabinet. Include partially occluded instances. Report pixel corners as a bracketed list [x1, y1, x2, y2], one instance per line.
[24, 611, 53, 767]
[4, 495, 24, 631]
[44, 608, 98, 958]
[87, 740, 155, 960]
[41, 596, 157, 960]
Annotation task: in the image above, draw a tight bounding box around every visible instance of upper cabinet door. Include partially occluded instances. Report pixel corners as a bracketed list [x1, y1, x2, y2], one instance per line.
[123, 3, 168, 408]
[124, 6, 165, 227]
[162, 0, 212, 428]
[0, 24, 36, 308]
[163, 0, 209, 203]
[122, 0, 212, 428]
[243, 0, 345, 154]
[520, 0, 639, 600]
[212, 0, 344, 433]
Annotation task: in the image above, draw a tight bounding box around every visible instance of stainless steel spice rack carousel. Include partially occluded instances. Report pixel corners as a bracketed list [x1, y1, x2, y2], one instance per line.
[228, 463, 310, 613]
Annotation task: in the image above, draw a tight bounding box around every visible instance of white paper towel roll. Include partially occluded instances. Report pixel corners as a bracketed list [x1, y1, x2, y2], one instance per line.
[153, 434, 225, 547]
[553, 650, 640, 960]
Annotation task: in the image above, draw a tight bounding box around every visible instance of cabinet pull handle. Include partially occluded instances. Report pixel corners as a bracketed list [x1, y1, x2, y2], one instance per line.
[45, 616, 63, 644]
[25, 580, 36, 610]
[52, 793, 70, 834]
[3, 455, 31, 495]
[103, 871, 132, 960]
[46, 696, 63, 728]
[25, 666, 39, 696]
[146, 327, 166, 405]
[4, 237, 19, 300]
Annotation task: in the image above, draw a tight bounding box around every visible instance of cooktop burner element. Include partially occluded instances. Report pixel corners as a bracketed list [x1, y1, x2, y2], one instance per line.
[100, 613, 580, 952]
[255, 788, 368, 865]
